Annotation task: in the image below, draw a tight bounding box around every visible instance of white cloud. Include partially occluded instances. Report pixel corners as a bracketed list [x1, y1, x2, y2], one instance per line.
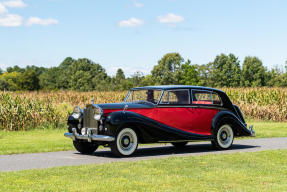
[134, 2, 144, 8]
[0, 1, 58, 28]
[157, 13, 184, 24]
[26, 17, 58, 26]
[0, 14, 22, 27]
[118, 17, 143, 27]
[0, 3, 8, 15]
[2, 0, 27, 8]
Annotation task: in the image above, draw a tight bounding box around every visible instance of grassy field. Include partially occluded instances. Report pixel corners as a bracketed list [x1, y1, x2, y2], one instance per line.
[0, 128, 72, 155]
[248, 120, 287, 138]
[0, 149, 286, 191]
[0, 121, 286, 155]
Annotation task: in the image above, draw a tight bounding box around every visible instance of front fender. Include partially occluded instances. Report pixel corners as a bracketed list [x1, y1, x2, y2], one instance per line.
[211, 110, 252, 137]
[67, 115, 81, 133]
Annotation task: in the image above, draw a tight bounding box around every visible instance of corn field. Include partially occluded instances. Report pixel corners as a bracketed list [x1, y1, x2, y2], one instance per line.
[222, 88, 287, 122]
[0, 88, 286, 131]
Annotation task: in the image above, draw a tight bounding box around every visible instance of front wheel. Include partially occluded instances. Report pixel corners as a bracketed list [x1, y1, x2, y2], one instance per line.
[110, 128, 138, 157]
[212, 124, 234, 150]
[73, 141, 98, 154]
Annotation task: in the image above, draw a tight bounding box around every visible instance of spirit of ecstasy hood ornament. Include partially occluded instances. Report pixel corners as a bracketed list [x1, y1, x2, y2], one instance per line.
[123, 104, 128, 112]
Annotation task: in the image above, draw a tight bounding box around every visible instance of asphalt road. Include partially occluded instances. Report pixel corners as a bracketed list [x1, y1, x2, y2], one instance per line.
[0, 137, 287, 172]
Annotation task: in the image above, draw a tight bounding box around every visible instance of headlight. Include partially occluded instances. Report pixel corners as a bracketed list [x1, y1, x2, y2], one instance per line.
[81, 128, 86, 135]
[72, 113, 81, 119]
[92, 104, 103, 121]
[71, 106, 82, 120]
[94, 114, 101, 120]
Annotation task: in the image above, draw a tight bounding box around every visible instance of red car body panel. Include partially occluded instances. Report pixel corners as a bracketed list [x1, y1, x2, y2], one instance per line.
[103, 107, 219, 135]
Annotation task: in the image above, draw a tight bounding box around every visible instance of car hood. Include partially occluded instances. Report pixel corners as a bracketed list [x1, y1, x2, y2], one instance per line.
[97, 102, 155, 109]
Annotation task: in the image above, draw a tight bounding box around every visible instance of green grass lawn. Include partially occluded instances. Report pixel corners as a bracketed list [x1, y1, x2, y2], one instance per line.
[0, 149, 286, 192]
[248, 120, 287, 138]
[0, 120, 286, 155]
[0, 129, 73, 155]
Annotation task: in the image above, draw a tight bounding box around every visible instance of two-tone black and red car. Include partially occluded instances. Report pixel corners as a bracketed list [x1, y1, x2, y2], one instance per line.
[65, 85, 255, 157]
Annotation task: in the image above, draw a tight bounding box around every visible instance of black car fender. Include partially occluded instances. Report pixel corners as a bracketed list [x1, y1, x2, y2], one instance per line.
[211, 110, 251, 137]
[67, 115, 81, 133]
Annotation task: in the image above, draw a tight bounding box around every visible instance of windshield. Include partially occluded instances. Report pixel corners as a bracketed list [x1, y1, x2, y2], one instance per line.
[125, 89, 162, 104]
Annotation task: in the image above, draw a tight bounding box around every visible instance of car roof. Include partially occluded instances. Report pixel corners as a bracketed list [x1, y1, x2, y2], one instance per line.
[131, 85, 224, 93]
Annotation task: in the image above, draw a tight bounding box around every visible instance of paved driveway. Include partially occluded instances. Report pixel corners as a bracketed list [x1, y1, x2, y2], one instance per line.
[0, 137, 287, 172]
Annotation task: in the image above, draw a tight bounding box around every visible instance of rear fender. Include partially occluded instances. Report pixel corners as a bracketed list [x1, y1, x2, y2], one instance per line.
[211, 111, 251, 137]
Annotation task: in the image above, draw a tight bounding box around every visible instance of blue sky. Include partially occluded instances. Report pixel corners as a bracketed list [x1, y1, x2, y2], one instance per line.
[0, 0, 286, 76]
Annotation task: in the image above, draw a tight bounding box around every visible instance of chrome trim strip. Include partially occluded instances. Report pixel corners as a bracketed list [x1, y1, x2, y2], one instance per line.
[157, 90, 164, 105]
[157, 105, 228, 110]
[124, 90, 131, 102]
[64, 128, 115, 142]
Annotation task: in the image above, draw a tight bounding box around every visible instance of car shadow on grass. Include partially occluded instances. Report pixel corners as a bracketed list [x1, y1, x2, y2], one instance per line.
[83, 143, 259, 158]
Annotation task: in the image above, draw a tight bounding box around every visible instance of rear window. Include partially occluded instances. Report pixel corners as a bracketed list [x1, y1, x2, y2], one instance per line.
[160, 90, 190, 105]
[192, 91, 222, 105]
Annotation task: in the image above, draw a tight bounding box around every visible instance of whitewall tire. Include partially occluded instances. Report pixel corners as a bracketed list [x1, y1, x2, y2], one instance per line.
[110, 128, 138, 157]
[212, 124, 234, 150]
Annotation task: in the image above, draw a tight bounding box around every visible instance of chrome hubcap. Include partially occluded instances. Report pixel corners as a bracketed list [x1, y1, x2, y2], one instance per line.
[221, 132, 227, 140]
[217, 125, 234, 148]
[119, 133, 134, 151]
[121, 136, 130, 147]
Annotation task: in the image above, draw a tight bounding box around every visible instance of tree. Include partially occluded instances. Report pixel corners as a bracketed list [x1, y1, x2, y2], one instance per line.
[179, 60, 200, 85]
[194, 63, 213, 86]
[128, 71, 145, 87]
[67, 58, 108, 91]
[6, 65, 25, 73]
[38, 57, 109, 91]
[25, 65, 46, 76]
[18, 69, 40, 90]
[0, 68, 3, 75]
[0, 79, 10, 90]
[141, 74, 154, 86]
[241, 56, 266, 87]
[112, 68, 128, 91]
[59, 57, 74, 68]
[151, 53, 184, 85]
[0, 72, 21, 90]
[115, 68, 125, 81]
[39, 67, 60, 90]
[209, 54, 241, 87]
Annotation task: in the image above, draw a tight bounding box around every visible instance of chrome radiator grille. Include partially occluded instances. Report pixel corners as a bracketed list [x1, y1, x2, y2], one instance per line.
[83, 104, 98, 129]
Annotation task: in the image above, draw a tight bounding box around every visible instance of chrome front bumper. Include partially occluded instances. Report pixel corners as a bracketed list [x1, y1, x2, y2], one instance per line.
[249, 125, 255, 137]
[64, 128, 115, 142]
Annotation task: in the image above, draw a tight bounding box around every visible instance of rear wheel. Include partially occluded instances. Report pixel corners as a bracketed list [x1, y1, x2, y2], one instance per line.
[212, 124, 234, 150]
[73, 141, 98, 154]
[171, 142, 188, 148]
[110, 128, 138, 157]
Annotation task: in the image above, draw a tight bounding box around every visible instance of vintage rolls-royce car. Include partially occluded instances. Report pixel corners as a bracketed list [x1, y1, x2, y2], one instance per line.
[64, 85, 255, 157]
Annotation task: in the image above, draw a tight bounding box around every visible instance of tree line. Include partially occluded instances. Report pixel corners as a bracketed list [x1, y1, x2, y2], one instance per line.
[0, 53, 287, 91]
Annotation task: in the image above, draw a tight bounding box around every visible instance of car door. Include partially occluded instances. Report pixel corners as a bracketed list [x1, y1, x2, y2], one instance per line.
[189, 90, 222, 135]
[154, 89, 194, 132]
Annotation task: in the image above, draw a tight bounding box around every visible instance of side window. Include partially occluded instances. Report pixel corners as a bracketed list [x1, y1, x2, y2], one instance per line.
[212, 93, 222, 105]
[192, 91, 222, 105]
[160, 90, 190, 104]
